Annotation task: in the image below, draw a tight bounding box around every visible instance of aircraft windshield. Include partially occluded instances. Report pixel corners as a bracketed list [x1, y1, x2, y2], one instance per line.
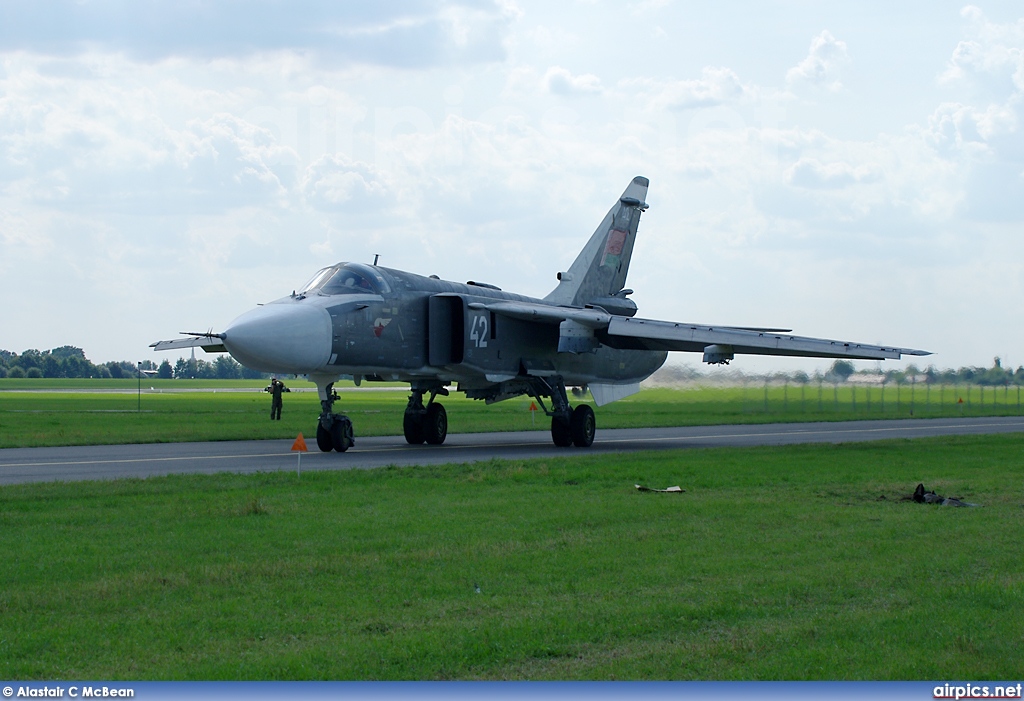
[298, 268, 335, 295]
[299, 263, 390, 296]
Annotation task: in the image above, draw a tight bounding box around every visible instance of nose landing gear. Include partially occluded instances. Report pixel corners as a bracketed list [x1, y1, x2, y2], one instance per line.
[311, 378, 353, 453]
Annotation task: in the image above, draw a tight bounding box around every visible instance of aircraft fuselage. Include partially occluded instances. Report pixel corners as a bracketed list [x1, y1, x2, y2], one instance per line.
[223, 263, 668, 391]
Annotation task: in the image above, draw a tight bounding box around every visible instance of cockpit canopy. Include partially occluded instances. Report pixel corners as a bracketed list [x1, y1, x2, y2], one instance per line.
[298, 263, 390, 296]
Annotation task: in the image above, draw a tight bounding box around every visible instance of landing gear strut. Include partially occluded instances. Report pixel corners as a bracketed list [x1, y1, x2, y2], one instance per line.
[312, 378, 353, 453]
[404, 384, 449, 445]
[531, 377, 596, 448]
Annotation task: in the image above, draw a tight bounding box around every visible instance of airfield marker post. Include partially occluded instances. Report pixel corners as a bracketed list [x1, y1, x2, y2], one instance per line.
[291, 434, 308, 477]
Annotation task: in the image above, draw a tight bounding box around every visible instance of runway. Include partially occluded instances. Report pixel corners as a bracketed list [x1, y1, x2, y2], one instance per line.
[2, 416, 1023, 485]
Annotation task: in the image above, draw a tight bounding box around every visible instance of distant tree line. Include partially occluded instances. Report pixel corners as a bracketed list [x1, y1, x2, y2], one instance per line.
[826, 358, 1024, 386]
[3, 346, 1022, 386]
[655, 357, 1024, 386]
[0, 347, 267, 380]
[158, 355, 266, 380]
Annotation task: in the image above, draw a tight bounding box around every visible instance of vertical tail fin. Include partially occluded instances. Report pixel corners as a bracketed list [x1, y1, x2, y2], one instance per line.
[544, 176, 649, 308]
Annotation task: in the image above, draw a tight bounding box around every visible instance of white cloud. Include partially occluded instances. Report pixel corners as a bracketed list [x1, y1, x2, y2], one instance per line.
[543, 66, 604, 96]
[923, 101, 1017, 154]
[785, 158, 880, 190]
[786, 30, 850, 92]
[941, 6, 1024, 95]
[0, 55, 301, 215]
[0, 208, 54, 274]
[920, 7, 1024, 222]
[302, 155, 393, 213]
[174, 114, 296, 207]
[0, 2, 520, 67]
[635, 66, 751, 111]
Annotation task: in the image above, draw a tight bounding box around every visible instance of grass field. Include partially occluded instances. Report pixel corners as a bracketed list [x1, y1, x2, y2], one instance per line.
[1, 379, 1022, 449]
[1, 433, 1022, 679]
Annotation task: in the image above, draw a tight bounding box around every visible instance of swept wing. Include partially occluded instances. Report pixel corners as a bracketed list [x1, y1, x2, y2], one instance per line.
[466, 300, 928, 363]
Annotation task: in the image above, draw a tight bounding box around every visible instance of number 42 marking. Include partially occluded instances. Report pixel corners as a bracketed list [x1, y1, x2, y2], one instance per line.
[470, 314, 488, 348]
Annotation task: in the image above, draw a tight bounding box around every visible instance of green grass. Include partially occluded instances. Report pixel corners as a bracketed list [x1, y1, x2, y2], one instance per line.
[1, 434, 1022, 679]
[0, 378, 287, 391]
[1, 380, 1022, 449]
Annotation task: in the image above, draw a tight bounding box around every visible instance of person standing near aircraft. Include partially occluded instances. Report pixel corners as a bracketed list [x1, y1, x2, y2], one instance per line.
[265, 377, 290, 420]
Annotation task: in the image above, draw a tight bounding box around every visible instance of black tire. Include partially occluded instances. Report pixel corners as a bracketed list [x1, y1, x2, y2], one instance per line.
[331, 416, 353, 453]
[424, 403, 448, 445]
[404, 412, 425, 444]
[316, 422, 333, 452]
[551, 415, 573, 447]
[570, 404, 596, 447]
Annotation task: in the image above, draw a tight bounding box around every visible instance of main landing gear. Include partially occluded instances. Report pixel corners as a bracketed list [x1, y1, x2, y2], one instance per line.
[551, 404, 596, 448]
[404, 384, 449, 445]
[522, 376, 595, 448]
[313, 380, 353, 453]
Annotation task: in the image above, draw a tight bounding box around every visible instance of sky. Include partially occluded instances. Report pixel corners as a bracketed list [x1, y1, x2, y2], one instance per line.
[1, 0, 1022, 374]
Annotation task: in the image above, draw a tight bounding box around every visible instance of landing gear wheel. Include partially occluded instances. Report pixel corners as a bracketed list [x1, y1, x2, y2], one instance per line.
[404, 412, 425, 444]
[424, 403, 448, 445]
[316, 422, 333, 452]
[331, 416, 353, 453]
[551, 415, 573, 447]
[570, 404, 596, 447]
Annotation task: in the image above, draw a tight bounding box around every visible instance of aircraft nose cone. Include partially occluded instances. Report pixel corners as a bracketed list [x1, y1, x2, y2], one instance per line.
[223, 302, 332, 374]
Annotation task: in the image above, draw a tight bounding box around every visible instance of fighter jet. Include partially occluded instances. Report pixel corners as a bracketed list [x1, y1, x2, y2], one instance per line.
[152, 176, 928, 452]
